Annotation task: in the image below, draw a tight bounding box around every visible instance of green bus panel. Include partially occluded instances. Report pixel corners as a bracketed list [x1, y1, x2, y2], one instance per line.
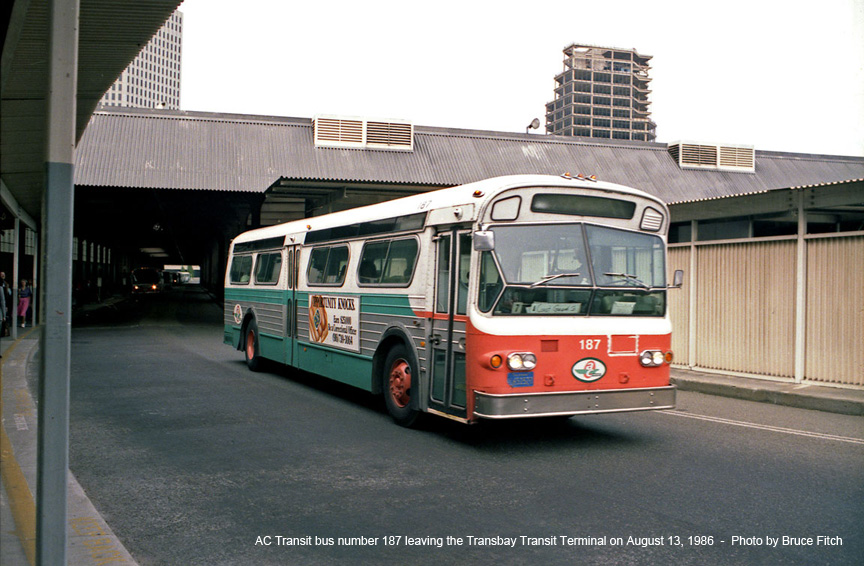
[297, 342, 375, 392]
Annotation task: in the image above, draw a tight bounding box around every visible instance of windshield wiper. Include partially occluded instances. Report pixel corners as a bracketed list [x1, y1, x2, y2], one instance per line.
[529, 272, 581, 288]
[603, 272, 650, 289]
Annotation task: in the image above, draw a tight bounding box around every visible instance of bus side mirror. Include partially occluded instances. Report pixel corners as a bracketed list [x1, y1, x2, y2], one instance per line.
[671, 269, 684, 288]
[473, 230, 495, 251]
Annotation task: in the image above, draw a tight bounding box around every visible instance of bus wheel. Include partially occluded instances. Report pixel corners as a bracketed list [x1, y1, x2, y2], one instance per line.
[244, 319, 263, 372]
[383, 344, 422, 427]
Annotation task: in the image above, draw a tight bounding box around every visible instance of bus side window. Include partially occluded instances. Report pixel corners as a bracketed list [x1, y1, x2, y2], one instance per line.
[307, 247, 329, 285]
[254, 251, 282, 285]
[456, 233, 471, 315]
[435, 236, 451, 313]
[287, 249, 294, 289]
[323, 246, 349, 285]
[358, 241, 388, 284]
[382, 239, 418, 285]
[358, 238, 419, 286]
[307, 245, 349, 286]
[230, 255, 253, 285]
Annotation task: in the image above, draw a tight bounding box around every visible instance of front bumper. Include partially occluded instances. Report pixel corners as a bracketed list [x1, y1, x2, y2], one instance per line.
[473, 385, 676, 419]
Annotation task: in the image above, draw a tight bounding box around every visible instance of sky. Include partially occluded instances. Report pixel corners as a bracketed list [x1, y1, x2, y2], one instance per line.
[178, 0, 864, 157]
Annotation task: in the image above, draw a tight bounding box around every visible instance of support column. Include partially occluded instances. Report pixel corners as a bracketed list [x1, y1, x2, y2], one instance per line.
[794, 191, 807, 383]
[12, 216, 19, 339]
[687, 220, 698, 369]
[37, 0, 79, 564]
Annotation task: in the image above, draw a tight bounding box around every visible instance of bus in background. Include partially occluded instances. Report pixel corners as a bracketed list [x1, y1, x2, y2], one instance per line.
[224, 174, 681, 426]
[131, 267, 163, 295]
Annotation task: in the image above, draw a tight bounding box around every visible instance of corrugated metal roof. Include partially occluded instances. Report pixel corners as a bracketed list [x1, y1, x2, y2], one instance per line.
[1, 0, 183, 218]
[74, 107, 864, 205]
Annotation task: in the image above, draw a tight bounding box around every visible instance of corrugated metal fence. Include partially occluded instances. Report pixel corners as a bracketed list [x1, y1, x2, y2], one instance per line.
[669, 234, 864, 387]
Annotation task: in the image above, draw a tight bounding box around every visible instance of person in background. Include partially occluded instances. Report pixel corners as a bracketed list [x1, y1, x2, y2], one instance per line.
[0, 272, 10, 336]
[0, 274, 5, 355]
[18, 279, 32, 328]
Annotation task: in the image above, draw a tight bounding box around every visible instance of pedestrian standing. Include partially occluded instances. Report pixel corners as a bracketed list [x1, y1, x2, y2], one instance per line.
[0, 275, 5, 356]
[18, 279, 32, 328]
[0, 271, 10, 335]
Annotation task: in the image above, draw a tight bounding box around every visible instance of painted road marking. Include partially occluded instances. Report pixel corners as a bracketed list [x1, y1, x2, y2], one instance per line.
[70, 516, 129, 565]
[662, 410, 864, 445]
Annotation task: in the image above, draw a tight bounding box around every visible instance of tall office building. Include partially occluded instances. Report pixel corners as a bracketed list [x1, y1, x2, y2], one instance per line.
[545, 44, 656, 142]
[99, 10, 183, 109]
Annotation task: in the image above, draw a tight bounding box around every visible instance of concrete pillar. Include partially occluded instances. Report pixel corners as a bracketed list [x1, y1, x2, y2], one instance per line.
[37, 0, 79, 563]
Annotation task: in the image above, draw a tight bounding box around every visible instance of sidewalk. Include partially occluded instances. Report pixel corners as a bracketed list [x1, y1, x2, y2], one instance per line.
[1, 327, 138, 566]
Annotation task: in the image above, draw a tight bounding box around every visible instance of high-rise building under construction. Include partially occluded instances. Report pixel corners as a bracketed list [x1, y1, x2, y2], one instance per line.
[545, 44, 656, 142]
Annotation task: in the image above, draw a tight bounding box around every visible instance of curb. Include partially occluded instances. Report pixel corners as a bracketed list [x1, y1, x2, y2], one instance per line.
[671, 370, 864, 417]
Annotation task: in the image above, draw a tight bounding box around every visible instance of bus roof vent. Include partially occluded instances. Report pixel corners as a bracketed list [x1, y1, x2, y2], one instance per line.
[667, 141, 754, 173]
[314, 115, 413, 151]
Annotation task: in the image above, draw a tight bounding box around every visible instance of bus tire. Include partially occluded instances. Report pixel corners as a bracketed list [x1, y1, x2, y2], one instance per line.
[244, 319, 263, 372]
[382, 344, 422, 427]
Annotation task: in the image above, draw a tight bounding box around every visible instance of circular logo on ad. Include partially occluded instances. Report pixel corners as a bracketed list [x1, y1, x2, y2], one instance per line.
[233, 304, 243, 325]
[572, 358, 607, 382]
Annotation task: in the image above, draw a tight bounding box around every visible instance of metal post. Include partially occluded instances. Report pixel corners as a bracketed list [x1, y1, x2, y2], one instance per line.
[794, 191, 807, 383]
[688, 220, 698, 369]
[32, 232, 39, 324]
[12, 215, 19, 339]
[38, 0, 78, 564]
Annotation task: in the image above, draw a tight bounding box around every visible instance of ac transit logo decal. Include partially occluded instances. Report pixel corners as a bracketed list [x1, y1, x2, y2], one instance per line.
[572, 357, 607, 382]
[233, 304, 242, 325]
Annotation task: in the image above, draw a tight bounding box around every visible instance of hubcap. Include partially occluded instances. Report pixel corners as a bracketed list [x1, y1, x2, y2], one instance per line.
[246, 330, 255, 359]
[388, 359, 411, 408]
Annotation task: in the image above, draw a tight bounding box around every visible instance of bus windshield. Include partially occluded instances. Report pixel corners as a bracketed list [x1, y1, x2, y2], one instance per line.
[478, 223, 667, 316]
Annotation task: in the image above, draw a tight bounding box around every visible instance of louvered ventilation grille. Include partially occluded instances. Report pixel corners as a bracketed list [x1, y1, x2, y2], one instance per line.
[681, 144, 717, 166]
[366, 121, 413, 147]
[640, 207, 664, 232]
[315, 118, 363, 144]
[667, 142, 754, 172]
[314, 116, 413, 151]
[719, 146, 755, 169]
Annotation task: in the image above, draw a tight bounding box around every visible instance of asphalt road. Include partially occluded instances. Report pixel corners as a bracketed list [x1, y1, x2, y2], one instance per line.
[66, 286, 864, 565]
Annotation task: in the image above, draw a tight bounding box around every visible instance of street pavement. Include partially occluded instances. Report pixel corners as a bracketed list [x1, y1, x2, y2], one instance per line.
[2, 293, 862, 565]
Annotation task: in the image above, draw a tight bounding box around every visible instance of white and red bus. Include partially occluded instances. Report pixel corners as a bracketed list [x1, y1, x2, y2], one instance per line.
[225, 174, 681, 426]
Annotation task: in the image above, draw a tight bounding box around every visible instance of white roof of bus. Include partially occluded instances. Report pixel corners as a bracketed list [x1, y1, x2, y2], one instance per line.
[231, 174, 665, 245]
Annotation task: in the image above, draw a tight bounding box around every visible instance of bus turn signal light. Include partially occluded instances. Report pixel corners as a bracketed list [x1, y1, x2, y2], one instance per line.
[490, 354, 503, 369]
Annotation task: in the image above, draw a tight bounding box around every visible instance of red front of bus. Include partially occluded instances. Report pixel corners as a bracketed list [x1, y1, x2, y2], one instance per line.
[462, 185, 676, 421]
[465, 320, 674, 420]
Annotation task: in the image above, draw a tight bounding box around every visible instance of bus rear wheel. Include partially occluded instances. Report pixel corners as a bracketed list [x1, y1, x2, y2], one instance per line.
[382, 344, 422, 427]
[244, 319, 263, 372]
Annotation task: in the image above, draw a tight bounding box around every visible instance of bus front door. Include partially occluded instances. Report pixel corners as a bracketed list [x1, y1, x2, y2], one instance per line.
[429, 228, 471, 420]
[286, 245, 298, 366]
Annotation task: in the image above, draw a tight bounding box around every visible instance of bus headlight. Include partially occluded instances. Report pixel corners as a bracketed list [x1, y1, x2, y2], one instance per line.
[639, 350, 665, 367]
[507, 352, 537, 371]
